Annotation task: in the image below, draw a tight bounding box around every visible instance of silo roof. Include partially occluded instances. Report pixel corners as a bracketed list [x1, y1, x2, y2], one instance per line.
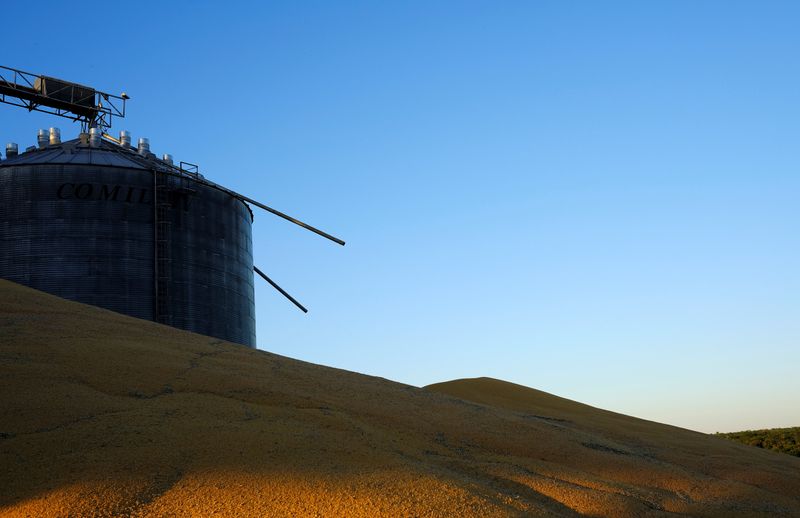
[1, 138, 150, 169]
[1, 135, 254, 221]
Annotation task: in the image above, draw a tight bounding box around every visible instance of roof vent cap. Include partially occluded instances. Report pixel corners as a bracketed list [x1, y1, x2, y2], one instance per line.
[37, 129, 48, 149]
[138, 137, 150, 156]
[89, 128, 102, 148]
[119, 130, 131, 149]
[6, 143, 18, 158]
[49, 127, 61, 145]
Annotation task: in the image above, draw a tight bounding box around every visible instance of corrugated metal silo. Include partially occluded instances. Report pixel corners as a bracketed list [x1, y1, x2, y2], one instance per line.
[0, 138, 256, 347]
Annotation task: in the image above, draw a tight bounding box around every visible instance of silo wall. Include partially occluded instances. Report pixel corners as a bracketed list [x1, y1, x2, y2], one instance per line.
[0, 161, 256, 347]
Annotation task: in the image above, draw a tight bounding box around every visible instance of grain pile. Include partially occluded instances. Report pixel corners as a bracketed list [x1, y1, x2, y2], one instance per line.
[1, 279, 798, 517]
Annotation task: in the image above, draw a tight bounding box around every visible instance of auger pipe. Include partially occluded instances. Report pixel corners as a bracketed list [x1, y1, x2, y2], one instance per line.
[254, 266, 309, 313]
[239, 194, 345, 246]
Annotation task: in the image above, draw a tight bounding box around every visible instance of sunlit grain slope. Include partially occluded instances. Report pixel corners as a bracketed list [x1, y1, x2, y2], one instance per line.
[1, 280, 799, 517]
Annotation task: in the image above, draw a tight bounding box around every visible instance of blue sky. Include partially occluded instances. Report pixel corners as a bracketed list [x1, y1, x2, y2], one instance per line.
[3, 1, 798, 433]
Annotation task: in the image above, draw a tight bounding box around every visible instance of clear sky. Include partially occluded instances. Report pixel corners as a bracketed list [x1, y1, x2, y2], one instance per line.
[3, 1, 798, 433]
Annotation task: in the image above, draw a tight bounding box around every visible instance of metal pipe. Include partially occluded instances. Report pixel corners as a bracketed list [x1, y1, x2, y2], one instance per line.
[242, 195, 346, 246]
[254, 266, 308, 313]
[101, 132, 121, 145]
[98, 143, 345, 246]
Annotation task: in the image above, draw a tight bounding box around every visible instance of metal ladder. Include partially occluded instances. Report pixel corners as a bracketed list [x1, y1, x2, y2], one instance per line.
[154, 171, 172, 325]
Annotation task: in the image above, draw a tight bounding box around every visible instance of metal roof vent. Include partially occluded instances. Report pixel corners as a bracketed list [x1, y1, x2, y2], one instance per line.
[119, 130, 131, 149]
[37, 129, 48, 149]
[138, 137, 150, 156]
[6, 143, 18, 158]
[162, 153, 173, 165]
[49, 127, 61, 145]
[89, 128, 102, 148]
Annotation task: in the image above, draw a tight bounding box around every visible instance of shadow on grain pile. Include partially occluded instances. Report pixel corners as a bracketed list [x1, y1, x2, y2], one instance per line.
[1, 279, 799, 517]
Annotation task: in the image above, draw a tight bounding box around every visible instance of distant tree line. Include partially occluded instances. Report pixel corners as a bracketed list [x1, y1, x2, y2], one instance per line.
[715, 427, 800, 457]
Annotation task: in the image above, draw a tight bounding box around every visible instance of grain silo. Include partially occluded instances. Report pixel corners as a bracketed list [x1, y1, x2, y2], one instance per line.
[0, 65, 344, 348]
